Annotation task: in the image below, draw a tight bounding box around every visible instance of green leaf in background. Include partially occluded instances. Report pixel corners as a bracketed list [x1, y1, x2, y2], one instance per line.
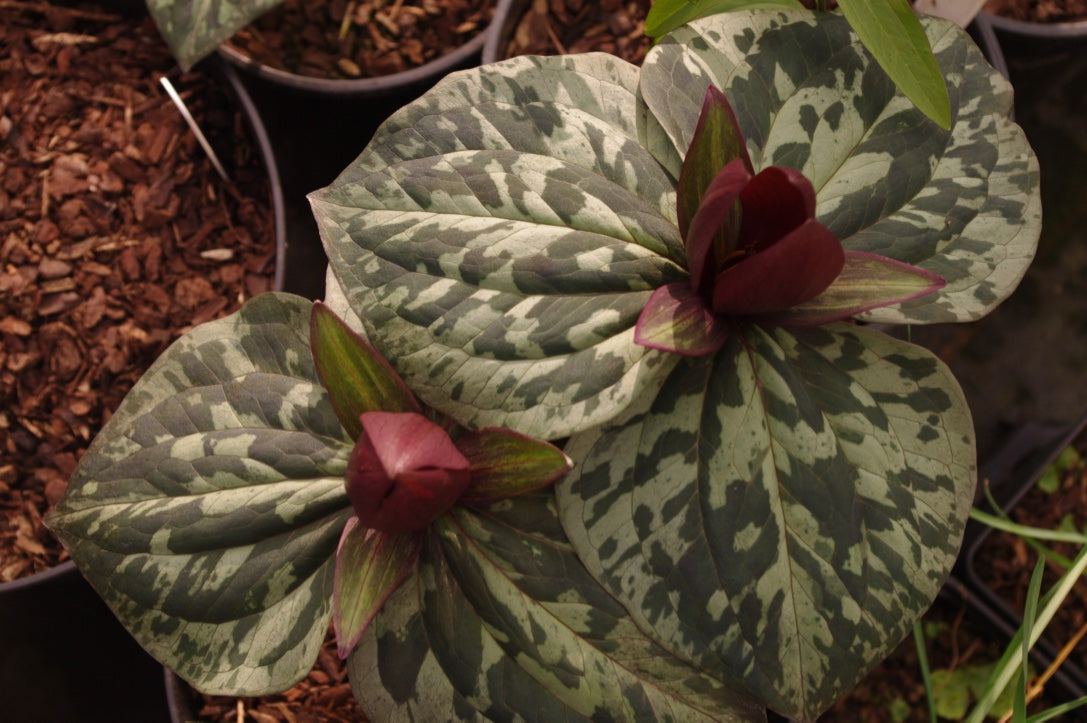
[645, 0, 804, 38]
[837, 0, 951, 130]
[146, 0, 284, 70]
[559, 323, 976, 720]
[348, 494, 767, 721]
[47, 293, 355, 695]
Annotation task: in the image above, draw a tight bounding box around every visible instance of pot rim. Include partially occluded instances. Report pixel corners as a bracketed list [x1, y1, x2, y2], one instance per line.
[979, 9, 1087, 37]
[0, 559, 77, 593]
[218, 25, 488, 97]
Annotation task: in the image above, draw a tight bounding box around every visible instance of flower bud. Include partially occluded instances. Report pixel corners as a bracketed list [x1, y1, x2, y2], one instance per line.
[345, 411, 471, 534]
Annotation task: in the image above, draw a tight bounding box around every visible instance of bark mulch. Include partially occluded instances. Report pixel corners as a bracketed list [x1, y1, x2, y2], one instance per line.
[498, 0, 652, 64]
[985, 0, 1087, 22]
[0, 0, 276, 583]
[227, 0, 495, 79]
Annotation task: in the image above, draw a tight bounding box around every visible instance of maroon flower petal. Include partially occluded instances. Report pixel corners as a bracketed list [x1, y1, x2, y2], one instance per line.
[685, 158, 752, 294]
[346, 412, 471, 534]
[634, 282, 731, 356]
[752, 251, 947, 327]
[711, 219, 845, 316]
[738, 165, 817, 253]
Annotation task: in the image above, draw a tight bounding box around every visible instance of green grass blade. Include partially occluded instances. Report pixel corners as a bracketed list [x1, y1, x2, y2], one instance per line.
[966, 544, 1087, 722]
[1027, 696, 1087, 722]
[914, 620, 938, 723]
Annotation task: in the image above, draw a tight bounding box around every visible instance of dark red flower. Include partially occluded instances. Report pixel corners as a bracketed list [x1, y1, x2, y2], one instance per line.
[635, 85, 945, 356]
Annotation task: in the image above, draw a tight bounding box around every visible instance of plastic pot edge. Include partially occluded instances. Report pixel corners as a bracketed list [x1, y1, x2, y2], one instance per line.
[218, 23, 489, 98]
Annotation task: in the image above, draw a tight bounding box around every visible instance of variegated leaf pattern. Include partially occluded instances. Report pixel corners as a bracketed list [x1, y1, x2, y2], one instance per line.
[349, 493, 766, 721]
[558, 323, 976, 720]
[146, 0, 283, 70]
[311, 53, 685, 441]
[639, 10, 1040, 324]
[46, 293, 355, 695]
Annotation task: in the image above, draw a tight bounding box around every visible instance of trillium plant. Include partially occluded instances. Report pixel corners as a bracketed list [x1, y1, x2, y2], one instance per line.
[49, 9, 1040, 722]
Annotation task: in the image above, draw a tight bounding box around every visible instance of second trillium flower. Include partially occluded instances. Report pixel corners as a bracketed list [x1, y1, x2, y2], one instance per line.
[635, 85, 946, 357]
[310, 302, 571, 658]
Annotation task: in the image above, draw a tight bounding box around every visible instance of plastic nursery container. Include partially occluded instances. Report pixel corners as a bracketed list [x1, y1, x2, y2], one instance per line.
[960, 415, 1087, 702]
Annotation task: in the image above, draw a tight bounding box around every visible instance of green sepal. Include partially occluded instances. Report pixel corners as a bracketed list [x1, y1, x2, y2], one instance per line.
[332, 517, 422, 659]
[455, 428, 572, 506]
[310, 301, 420, 440]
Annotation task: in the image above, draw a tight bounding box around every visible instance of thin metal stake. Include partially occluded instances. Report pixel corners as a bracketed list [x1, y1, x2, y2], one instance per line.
[159, 75, 229, 181]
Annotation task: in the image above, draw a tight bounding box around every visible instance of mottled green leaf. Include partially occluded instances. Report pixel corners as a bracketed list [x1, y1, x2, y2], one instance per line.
[349, 494, 766, 720]
[837, 0, 951, 129]
[644, 0, 804, 38]
[640, 11, 1040, 324]
[310, 301, 419, 440]
[146, 0, 283, 70]
[558, 323, 976, 720]
[46, 293, 354, 695]
[333, 518, 421, 659]
[311, 53, 685, 440]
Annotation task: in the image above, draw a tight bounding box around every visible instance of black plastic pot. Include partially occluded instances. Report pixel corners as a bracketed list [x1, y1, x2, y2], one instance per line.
[217, 16, 491, 302]
[959, 415, 1087, 702]
[0, 562, 171, 723]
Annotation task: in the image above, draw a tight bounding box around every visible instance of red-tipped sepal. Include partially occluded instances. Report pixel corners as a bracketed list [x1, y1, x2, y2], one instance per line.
[456, 428, 572, 506]
[752, 251, 947, 327]
[634, 282, 731, 356]
[332, 517, 422, 659]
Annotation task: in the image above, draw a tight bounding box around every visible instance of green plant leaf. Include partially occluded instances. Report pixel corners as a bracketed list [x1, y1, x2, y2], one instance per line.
[46, 293, 355, 695]
[310, 301, 420, 440]
[644, 0, 804, 38]
[837, 0, 951, 129]
[311, 53, 687, 441]
[558, 323, 976, 720]
[348, 494, 767, 720]
[641, 10, 1040, 325]
[146, 0, 283, 70]
[316, 12, 1037, 444]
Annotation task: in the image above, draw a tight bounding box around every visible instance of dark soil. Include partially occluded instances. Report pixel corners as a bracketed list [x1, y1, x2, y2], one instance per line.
[985, 0, 1087, 22]
[227, 0, 494, 79]
[0, 1, 277, 582]
[973, 428, 1087, 677]
[497, 0, 652, 64]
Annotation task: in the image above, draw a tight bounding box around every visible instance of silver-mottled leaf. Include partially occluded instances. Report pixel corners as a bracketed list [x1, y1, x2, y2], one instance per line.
[311, 54, 684, 440]
[558, 323, 976, 720]
[146, 0, 283, 70]
[639, 11, 1040, 323]
[47, 293, 354, 695]
[350, 495, 766, 720]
